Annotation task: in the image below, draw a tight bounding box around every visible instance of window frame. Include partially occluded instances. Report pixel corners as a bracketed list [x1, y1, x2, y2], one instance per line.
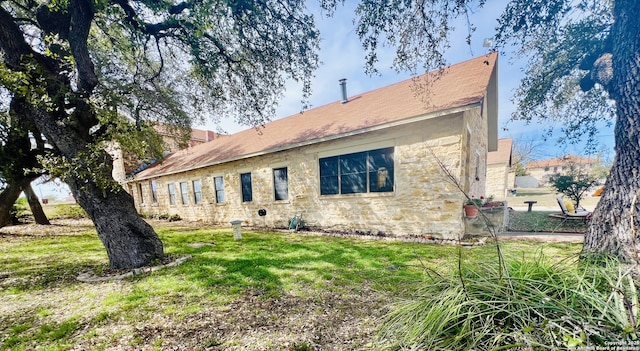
[273, 167, 289, 201]
[167, 183, 177, 205]
[213, 176, 225, 204]
[319, 147, 395, 196]
[150, 180, 158, 204]
[179, 181, 189, 205]
[240, 172, 253, 202]
[138, 183, 144, 204]
[192, 179, 202, 205]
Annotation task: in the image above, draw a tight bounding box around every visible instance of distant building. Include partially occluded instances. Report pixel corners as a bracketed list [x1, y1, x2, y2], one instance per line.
[486, 138, 513, 199]
[110, 125, 222, 184]
[526, 154, 599, 185]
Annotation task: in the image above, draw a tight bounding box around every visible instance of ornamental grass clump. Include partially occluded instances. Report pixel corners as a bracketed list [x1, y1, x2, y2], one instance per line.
[376, 253, 639, 350]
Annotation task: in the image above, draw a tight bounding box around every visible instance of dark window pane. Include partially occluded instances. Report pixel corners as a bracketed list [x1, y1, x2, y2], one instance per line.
[340, 151, 367, 175]
[341, 173, 367, 194]
[319, 156, 339, 176]
[320, 156, 339, 195]
[320, 176, 339, 195]
[273, 168, 288, 201]
[369, 168, 394, 192]
[368, 147, 394, 192]
[241, 173, 252, 202]
[368, 147, 394, 170]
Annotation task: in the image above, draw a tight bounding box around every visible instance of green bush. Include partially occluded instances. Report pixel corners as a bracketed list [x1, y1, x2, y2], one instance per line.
[50, 204, 88, 219]
[377, 253, 637, 350]
[11, 198, 31, 223]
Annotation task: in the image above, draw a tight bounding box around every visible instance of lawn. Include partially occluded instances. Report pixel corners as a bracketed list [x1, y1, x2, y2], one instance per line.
[508, 211, 589, 233]
[0, 219, 582, 350]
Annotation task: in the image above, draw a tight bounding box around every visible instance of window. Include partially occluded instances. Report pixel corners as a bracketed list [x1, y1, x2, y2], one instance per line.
[150, 180, 158, 204]
[168, 183, 176, 205]
[138, 183, 144, 204]
[180, 182, 189, 205]
[192, 179, 202, 204]
[273, 167, 288, 200]
[240, 172, 252, 202]
[320, 147, 394, 195]
[213, 176, 225, 203]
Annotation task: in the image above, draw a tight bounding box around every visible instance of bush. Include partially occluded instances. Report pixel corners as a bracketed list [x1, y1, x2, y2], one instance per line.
[11, 198, 31, 223]
[376, 253, 637, 350]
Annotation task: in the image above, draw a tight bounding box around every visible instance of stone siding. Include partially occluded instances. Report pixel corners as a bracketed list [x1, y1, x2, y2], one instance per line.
[486, 163, 509, 200]
[131, 108, 488, 239]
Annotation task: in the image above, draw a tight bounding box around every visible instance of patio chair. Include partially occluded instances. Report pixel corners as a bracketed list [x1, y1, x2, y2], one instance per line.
[549, 196, 592, 220]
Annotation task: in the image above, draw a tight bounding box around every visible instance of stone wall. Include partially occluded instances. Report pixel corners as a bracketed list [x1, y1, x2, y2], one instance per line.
[131, 108, 488, 240]
[486, 163, 509, 200]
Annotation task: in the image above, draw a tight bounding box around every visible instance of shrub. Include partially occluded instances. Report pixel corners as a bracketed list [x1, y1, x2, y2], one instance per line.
[376, 253, 637, 350]
[11, 198, 31, 223]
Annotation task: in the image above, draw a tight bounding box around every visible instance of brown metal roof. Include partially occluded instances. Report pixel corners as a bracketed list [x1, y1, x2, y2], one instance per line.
[135, 53, 498, 180]
[488, 138, 513, 165]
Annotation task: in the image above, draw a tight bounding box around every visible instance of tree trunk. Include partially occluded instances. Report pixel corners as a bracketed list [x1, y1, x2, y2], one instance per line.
[582, 0, 640, 262]
[66, 176, 164, 269]
[0, 177, 34, 227]
[23, 184, 50, 225]
[0, 6, 164, 269]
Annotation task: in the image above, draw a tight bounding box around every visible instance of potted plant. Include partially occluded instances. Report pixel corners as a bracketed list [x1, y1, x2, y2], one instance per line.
[464, 196, 483, 218]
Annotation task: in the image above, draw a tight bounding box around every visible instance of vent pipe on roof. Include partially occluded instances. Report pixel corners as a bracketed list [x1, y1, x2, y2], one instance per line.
[339, 78, 348, 104]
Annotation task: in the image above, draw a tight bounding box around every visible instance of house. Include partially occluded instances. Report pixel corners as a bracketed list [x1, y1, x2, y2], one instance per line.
[486, 138, 513, 200]
[129, 53, 499, 239]
[526, 154, 599, 185]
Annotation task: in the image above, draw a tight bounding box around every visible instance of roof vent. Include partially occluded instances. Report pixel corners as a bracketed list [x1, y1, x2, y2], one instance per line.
[339, 78, 348, 104]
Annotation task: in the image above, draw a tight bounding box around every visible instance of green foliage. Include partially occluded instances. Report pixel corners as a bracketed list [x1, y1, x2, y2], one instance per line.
[377, 253, 636, 350]
[495, 0, 615, 152]
[11, 197, 30, 223]
[549, 166, 599, 207]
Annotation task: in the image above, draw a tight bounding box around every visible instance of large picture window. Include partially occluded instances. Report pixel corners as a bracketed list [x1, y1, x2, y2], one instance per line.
[240, 172, 252, 202]
[273, 167, 288, 201]
[213, 176, 225, 203]
[319, 147, 394, 195]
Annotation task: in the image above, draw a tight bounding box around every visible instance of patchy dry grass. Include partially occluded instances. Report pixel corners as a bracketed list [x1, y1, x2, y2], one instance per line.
[0, 220, 581, 350]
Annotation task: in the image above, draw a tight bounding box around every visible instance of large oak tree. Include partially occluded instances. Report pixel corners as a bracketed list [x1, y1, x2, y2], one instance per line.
[351, 0, 638, 263]
[0, 0, 320, 269]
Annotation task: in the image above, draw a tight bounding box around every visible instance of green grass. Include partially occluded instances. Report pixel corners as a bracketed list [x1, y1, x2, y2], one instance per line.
[0, 223, 583, 350]
[508, 210, 588, 233]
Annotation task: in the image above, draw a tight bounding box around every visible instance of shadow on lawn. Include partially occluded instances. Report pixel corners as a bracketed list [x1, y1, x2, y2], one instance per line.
[507, 211, 588, 233]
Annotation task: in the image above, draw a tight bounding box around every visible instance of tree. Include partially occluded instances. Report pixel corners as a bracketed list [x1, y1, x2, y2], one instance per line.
[511, 138, 545, 176]
[549, 167, 599, 208]
[490, 0, 640, 263]
[0, 96, 49, 226]
[350, 0, 640, 263]
[0, 0, 320, 269]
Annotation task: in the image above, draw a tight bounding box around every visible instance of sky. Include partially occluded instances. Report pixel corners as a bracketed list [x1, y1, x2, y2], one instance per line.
[36, 0, 616, 200]
[199, 1, 615, 161]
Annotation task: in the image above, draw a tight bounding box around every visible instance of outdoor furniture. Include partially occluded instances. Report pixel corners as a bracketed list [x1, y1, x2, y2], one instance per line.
[523, 200, 537, 212]
[549, 196, 592, 221]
